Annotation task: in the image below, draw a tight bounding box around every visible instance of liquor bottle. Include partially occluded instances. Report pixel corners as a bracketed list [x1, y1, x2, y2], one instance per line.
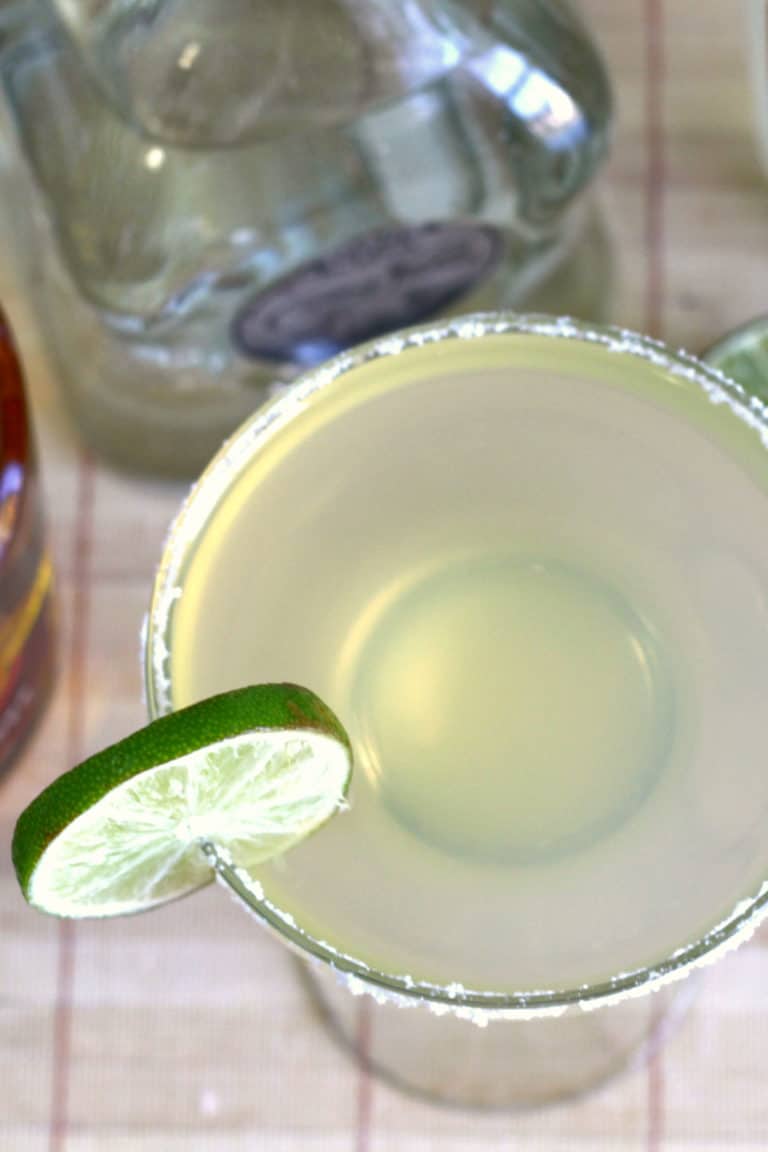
[0, 1, 612, 475]
[0, 305, 54, 775]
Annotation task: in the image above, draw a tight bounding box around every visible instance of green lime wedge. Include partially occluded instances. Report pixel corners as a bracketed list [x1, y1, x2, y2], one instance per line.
[12, 684, 352, 919]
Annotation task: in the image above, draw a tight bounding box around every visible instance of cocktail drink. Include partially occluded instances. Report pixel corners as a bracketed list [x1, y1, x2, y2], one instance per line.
[144, 314, 768, 1105]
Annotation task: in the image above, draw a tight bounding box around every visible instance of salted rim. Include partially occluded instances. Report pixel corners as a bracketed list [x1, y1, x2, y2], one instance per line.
[143, 311, 768, 1019]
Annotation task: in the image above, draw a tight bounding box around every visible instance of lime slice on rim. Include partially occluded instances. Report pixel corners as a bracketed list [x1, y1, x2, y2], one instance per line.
[12, 684, 352, 919]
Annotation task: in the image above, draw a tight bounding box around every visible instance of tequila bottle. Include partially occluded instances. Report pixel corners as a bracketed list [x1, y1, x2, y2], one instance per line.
[0, 1, 612, 474]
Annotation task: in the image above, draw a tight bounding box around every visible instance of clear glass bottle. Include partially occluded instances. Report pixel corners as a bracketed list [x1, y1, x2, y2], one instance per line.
[0, 1, 612, 476]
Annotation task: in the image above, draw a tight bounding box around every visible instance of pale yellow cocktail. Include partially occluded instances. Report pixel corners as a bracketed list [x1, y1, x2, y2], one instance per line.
[146, 315, 768, 1102]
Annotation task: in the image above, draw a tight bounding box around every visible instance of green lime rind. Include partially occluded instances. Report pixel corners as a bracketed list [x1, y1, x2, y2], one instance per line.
[12, 683, 352, 911]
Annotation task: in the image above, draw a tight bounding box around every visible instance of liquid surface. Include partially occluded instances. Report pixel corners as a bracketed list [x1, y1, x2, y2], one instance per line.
[167, 332, 768, 994]
[349, 555, 671, 865]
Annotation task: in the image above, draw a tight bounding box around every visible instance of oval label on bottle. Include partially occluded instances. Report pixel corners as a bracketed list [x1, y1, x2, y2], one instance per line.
[232, 221, 503, 365]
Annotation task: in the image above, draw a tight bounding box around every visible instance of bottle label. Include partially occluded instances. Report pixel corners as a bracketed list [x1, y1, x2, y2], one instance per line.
[232, 221, 503, 365]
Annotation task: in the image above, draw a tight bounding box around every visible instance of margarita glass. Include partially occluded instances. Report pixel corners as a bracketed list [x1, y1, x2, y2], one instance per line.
[145, 313, 768, 1106]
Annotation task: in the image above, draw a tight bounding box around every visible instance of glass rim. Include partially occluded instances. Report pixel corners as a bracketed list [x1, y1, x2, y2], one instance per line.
[144, 310, 768, 1016]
